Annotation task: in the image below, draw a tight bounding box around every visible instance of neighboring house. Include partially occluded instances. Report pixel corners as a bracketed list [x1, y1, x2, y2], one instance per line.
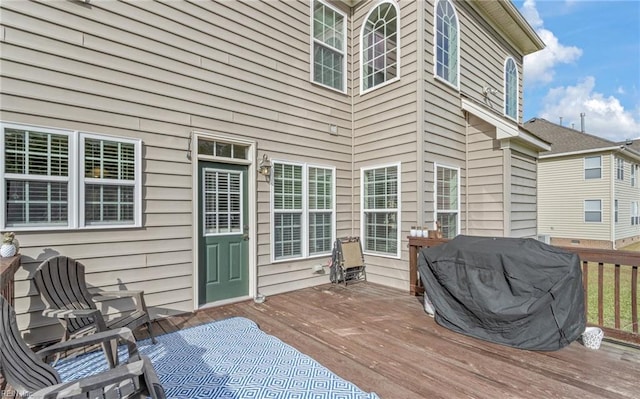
[525, 118, 640, 249]
[0, 0, 546, 344]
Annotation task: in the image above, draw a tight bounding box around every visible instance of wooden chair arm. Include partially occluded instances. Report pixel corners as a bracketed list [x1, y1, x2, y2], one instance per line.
[30, 358, 147, 398]
[93, 290, 149, 313]
[36, 327, 139, 361]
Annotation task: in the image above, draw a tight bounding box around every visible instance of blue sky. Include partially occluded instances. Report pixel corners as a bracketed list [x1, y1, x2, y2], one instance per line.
[513, 0, 640, 142]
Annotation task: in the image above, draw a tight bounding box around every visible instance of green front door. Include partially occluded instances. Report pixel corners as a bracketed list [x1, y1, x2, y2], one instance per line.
[198, 161, 249, 305]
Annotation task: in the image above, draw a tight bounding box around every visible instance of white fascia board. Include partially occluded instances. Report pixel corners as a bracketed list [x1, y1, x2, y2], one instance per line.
[539, 147, 622, 159]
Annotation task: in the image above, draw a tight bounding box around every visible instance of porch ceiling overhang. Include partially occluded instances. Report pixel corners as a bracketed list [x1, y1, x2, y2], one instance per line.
[340, 0, 362, 7]
[461, 98, 551, 152]
[468, 0, 545, 56]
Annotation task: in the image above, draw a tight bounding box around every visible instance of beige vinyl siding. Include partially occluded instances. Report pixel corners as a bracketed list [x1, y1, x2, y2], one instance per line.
[614, 156, 640, 241]
[510, 151, 537, 237]
[351, 0, 418, 291]
[1, 0, 353, 344]
[466, 116, 504, 236]
[538, 154, 612, 241]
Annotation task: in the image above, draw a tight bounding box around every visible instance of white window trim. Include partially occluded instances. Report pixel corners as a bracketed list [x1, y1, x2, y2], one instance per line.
[359, 0, 401, 96]
[584, 155, 602, 180]
[503, 57, 518, 122]
[270, 160, 336, 263]
[433, 0, 460, 90]
[1, 122, 142, 231]
[615, 157, 624, 181]
[433, 162, 461, 238]
[360, 162, 401, 259]
[584, 199, 602, 223]
[310, 0, 347, 94]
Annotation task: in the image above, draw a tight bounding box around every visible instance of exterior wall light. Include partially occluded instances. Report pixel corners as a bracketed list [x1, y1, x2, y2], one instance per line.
[258, 154, 271, 178]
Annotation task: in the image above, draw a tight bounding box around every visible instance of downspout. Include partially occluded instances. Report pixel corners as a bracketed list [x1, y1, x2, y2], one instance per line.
[464, 112, 469, 235]
[416, 0, 425, 229]
[351, 5, 356, 235]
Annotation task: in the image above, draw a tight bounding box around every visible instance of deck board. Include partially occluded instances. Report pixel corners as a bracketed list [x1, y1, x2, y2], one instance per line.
[4, 282, 638, 398]
[169, 283, 639, 399]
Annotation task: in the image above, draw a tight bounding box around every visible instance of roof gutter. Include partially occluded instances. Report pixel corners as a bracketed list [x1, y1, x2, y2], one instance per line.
[540, 146, 640, 162]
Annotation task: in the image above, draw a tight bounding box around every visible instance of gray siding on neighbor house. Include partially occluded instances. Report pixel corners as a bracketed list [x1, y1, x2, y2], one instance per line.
[351, 0, 419, 291]
[1, 0, 353, 344]
[538, 154, 612, 242]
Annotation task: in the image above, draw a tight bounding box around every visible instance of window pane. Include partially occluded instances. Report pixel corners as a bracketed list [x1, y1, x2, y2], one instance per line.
[435, 0, 458, 85]
[309, 212, 332, 255]
[85, 184, 134, 225]
[203, 170, 242, 235]
[274, 212, 302, 259]
[362, 165, 399, 255]
[312, 0, 344, 91]
[436, 166, 459, 237]
[362, 3, 398, 91]
[5, 180, 68, 226]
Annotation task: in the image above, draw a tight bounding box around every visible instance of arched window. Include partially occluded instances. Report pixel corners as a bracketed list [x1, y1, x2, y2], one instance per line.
[361, 1, 399, 93]
[504, 57, 518, 120]
[434, 0, 459, 87]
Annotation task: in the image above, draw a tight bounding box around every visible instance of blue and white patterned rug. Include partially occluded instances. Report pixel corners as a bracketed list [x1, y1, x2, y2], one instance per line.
[56, 317, 380, 399]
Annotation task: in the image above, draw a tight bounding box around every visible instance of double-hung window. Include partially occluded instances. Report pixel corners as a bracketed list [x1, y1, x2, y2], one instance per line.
[616, 157, 624, 180]
[361, 163, 400, 257]
[632, 201, 639, 225]
[311, 0, 346, 92]
[584, 200, 602, 223]
[1, 122, 141, 230]
[272, 161, 335, 261]
[631, 164, 637, 187]
[584, 156, 601, 179]
[361, 0, 399, 93]
[434, 0, 459, 87]
[435, 164, 459, 239]
[504, 57, 518, 120]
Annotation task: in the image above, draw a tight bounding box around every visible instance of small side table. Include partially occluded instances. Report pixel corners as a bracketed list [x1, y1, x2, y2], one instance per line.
[0, 254, 21, 305]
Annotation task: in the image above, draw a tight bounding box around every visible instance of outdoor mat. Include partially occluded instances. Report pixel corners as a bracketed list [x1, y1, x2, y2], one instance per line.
[56, 316, 380, 399]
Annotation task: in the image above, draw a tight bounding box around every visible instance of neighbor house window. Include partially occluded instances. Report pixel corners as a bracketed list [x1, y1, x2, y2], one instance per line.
[615, 199, 619, 223]
[632, 201, 639, 225]
[584, 156, 601, 179]
[361, 0, 399, 93]
[504, 57, 518, 120]
[632, 164, 637, 186]
[616, 157, 624, 180]
[311, 0, 346, 92]
[361, 163, 400, 257]
[1, 122, 142, 230]
[435, 165, 459, 239]
[272, 162, 335, 261]
[584, 200, 602, 223]
[434, 0, 459, 87]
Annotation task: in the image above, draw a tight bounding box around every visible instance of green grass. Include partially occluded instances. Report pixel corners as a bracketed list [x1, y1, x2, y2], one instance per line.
[584, 264, 639, 332]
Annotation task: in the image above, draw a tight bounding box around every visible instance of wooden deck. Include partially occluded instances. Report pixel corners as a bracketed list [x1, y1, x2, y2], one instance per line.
[145, 283, 639, 399]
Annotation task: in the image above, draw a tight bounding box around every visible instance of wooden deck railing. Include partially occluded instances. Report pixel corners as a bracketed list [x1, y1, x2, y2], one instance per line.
[408, 237, 640, 344]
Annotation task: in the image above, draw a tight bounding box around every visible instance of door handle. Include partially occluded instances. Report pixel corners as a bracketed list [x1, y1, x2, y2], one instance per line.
[243, 234, 249, 241]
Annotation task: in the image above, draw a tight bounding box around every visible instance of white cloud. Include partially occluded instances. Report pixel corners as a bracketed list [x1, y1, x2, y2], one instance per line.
[521, 0, 582, 85]
[539, 77, 640, 141]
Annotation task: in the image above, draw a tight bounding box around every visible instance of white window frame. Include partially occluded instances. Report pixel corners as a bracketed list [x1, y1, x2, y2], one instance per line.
[270, 160, 336, 262]
[504, 57, 518, 121]
[434, 163, 460, 239]
[360, 0, 401, 95]
[310, 0, 347, 93]
[616, 157, 624, 181]
[584, 156, 602, 180]
[1, 122, 142, 231]
[360, 162, 401, 259]
[584, 199, 602, 223]
[433, 0, 460, 89]
[631, 163, 637, 187]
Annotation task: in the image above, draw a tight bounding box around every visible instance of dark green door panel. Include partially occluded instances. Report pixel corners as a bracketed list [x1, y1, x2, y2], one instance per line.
[198, 161, 248, 305]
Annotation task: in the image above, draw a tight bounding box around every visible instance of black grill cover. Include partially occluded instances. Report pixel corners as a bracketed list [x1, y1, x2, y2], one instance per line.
[418, 235, 586, 351]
